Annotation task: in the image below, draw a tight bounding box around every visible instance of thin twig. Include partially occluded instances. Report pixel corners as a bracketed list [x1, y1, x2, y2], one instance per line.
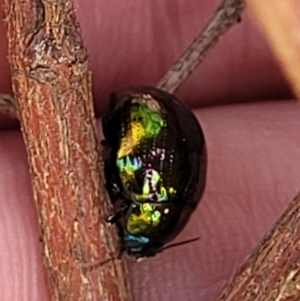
[215, 2, 300, 299]
[0, 93, 18, 119]
[217, 192, 300, 300]
[247, 0, 300, 100]
[0, 0, 246, 120]
[157, 0, 246, 94]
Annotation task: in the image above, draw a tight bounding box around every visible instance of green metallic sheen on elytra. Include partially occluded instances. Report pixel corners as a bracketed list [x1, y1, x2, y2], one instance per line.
[102, 86, 206, 258]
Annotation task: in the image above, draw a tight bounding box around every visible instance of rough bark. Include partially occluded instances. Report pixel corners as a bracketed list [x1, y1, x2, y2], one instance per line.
[215, 1, 300, 299]
[3, 0, 300, 300]
[217, 192, 300, 301]
[3, 0, 131, 300]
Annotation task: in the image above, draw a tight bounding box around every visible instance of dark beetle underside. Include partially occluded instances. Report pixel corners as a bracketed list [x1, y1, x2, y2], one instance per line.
[102, 86, 206, 258]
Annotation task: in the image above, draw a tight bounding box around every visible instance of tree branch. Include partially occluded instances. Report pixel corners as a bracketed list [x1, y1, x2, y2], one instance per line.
[157, 0, 246, 93]
[0, 0, 247, 119]
[217, 192, 300, 300]
[4, 0, 300, 300]
[3, 0, 131, 300]
[215, 1, 300, 299]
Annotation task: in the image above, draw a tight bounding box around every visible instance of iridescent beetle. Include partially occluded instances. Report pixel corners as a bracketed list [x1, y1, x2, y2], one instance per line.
[102, 86, 206, 258]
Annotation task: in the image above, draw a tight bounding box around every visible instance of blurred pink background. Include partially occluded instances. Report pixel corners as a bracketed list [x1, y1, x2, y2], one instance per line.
[0, 1, 298, 301]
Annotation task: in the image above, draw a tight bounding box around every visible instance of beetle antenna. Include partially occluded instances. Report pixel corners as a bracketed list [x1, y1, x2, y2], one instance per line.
[82, 256, 120, 270]
[161, 237, 200, 253]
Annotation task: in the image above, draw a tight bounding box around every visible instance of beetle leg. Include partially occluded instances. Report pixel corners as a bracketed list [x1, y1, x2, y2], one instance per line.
[105, 178, 123, 204]
[106, 183, 122, 203]
[106, 199, 131, 224]
[117, 245, 125, 259]
[101, 141, 123, 203]
[113, 220, 126, 258]
[101, 140, 112, 162]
